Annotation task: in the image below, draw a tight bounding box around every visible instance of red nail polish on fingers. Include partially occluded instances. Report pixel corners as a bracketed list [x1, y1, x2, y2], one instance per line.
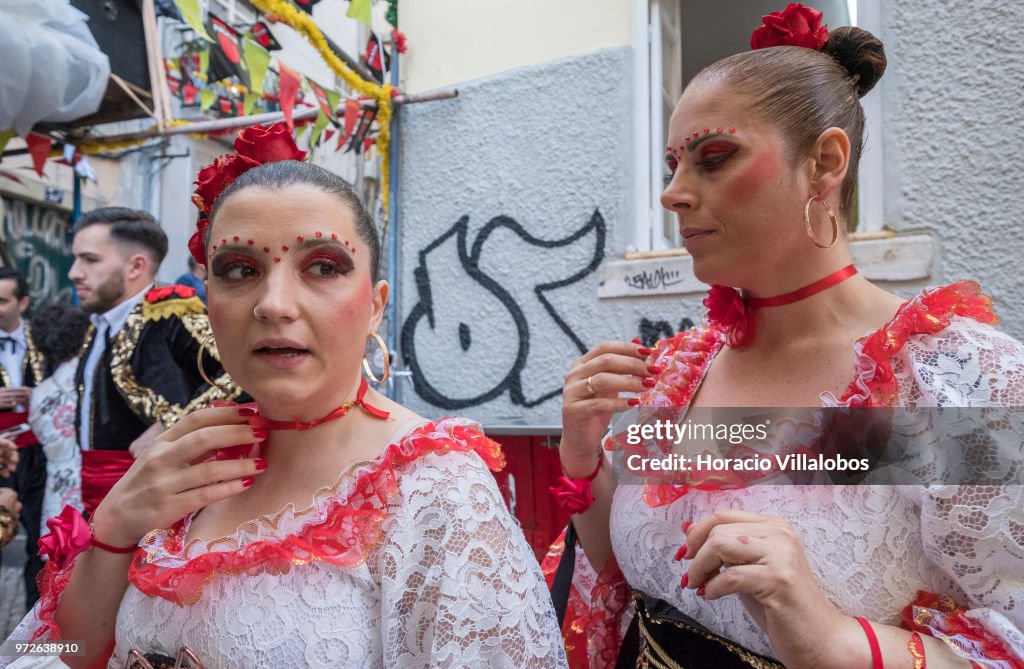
[627, 398, 640, 407]
[646, 364, 663, 375]
[696, 586, 706, 598]
[682, 520, 693, 533]
[642, 378, 657, 388]
[637, 346, 652, 356]
[242, 476, 255, 488]
[252, 428, 269, 440]
[680, 573, 689, 589]
[237, 406, 258, 416]
[212, 399, 238, 408]
[631, 337, 642, 345]
[254, 458, 268, 471]
[247, 415, 270, 429]
[674, 544, 687, 560]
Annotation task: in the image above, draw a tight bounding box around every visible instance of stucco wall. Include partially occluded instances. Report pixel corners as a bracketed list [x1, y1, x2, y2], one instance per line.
[881, 2, 1024, 337]
[397, 47, 693, 428]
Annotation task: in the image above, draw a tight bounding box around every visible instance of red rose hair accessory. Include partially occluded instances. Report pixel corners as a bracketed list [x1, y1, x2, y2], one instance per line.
[750, 3, 829, 51]
[189, 122, 307, 267]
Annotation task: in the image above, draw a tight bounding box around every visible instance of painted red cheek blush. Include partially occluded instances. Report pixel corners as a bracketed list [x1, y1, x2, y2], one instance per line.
[727, 148, 780, 202]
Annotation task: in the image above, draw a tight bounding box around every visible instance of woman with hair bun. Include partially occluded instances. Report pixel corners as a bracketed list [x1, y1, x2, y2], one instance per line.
[551, 4, 1024, 667]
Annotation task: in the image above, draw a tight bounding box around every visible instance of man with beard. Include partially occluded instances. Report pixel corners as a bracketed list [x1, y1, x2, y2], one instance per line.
[69, 208, 242, 517]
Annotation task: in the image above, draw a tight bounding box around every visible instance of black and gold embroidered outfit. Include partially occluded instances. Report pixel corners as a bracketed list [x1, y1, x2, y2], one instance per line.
[0, 321, 45, 389]
[75, 287, 243, 452]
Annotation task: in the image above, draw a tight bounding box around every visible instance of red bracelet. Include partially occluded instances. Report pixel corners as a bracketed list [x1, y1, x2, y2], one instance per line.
[88, 521, 137, 554]
[855, 617, 884, 669]
[907, 631, 926, 669]
[550, 452, 604, 515]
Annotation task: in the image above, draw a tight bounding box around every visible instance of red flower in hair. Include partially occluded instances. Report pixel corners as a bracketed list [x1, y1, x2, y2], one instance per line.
[192, 154, 259, 216]
[233, 123, 307, 164]
[188, 218, 212, 267]
[751, 3, 829, 51]
[391, 29, 407, 54]
[704, 285, 754, 348]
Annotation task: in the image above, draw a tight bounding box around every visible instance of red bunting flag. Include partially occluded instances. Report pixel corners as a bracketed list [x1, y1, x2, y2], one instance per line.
[25, 133, 52, 177]
[278, 62, 301, 130]
[343, 98, 360, 137]
[183, 83, 200, 105]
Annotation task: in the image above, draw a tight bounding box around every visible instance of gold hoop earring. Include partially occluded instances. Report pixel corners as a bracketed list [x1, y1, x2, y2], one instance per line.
[362, 333, 390, 385]
[803, 196, 839, 249]
[197, 334, 230, 392]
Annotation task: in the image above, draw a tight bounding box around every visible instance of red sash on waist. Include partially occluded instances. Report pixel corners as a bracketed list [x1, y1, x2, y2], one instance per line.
[81, 449, 134, 516]
[0, 410, 39, 449]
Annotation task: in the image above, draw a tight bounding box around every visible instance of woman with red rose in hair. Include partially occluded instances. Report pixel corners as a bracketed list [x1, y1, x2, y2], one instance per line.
[1, 123, 567, 668]
[548, 4, 1024, 668]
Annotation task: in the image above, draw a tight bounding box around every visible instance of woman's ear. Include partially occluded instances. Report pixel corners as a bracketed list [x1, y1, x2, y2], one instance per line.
[369, 280, 389, 333]
[805, 127, 851, 200]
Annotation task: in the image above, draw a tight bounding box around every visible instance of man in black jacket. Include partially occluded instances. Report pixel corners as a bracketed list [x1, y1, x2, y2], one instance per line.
[69, 207, 242, 516]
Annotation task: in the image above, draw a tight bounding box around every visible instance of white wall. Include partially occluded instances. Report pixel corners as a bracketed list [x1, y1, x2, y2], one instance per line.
[399, 0, 632, 94]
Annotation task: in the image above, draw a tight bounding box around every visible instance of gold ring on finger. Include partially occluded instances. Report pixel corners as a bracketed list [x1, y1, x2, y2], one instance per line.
[586, 375, 596, 396]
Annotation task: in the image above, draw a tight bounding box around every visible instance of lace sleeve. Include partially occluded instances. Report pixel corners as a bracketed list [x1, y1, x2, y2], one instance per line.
[901, 485, 1024, 665]
[376, 450, 567, 668]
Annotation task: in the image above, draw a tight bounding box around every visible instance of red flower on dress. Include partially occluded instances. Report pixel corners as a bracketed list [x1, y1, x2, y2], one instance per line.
[37, 505, 91, 569]
[549, 476, 596, 515]
[704, 285, 754, 348]
[751, 3, 829, 51]
[145, 284, 197, 303]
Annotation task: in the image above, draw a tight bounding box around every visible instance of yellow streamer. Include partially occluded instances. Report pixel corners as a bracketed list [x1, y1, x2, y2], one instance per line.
[249, 0, 394, 218]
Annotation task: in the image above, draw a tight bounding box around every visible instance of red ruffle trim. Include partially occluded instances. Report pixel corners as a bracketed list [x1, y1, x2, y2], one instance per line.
[128, 420, 505, 606]
[540, 531, 630, 669]
[902, 590, 1024, 668]
[31, 558, 72, 641]
[837, 281, 998, 406]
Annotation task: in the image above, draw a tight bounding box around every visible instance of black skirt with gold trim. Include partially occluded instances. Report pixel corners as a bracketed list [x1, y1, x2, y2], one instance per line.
[624, 592, 785, 669]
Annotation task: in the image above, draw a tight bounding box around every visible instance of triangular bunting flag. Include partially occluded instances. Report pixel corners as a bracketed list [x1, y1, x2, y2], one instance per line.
[308, 79, 338, 120]
[200, 88, 217, 111]
[324, 129, 335, 143]
[278, 61, 302, 131]
[250, 21, 281, 51]
[364, 32, 388, 84]
[243, 36, 271, 96]
[0, 128, 17, 156]
[25, 133, 52, 177]
[294, 0, 323, 15]
[346, 0, 372, 28]
[166, 74, 183, 97]
[309, 110, 330, 148]
[347, 107, 377, 154]
[343, 98, 360, 137]
[207, 13, 247, 83]
[183, 83, 200, 105]
[244, 91, 260, 115]
[173, 0, 212, 41]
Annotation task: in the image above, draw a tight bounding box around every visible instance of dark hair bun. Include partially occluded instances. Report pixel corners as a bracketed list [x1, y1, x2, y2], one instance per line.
[823, 26, 887, 97]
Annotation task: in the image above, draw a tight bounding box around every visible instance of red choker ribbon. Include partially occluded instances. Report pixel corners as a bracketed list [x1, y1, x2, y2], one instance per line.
[704, 264, 858, 348]
[255, 377, 390, 430]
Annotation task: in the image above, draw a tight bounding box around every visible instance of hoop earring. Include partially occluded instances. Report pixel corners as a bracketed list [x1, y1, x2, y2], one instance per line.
[362, 333, 390, 385]
[803, 196, 839, 249]
[197, 334, 230, 392]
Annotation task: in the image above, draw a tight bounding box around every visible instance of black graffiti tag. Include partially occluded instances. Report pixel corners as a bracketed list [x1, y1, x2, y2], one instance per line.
[623, 267, 685, 291]
[402, 211, 606, 410]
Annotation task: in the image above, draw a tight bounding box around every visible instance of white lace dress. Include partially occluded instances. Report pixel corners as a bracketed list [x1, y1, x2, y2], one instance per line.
[3, 418, 567, 669]
[607, 285, 1024, 666]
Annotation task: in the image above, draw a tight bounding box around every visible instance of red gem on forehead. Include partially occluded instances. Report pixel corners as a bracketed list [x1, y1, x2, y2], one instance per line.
[282, 245, 289, 252]
[274, 257, 281, 263]
[247, 240, 254, 246]
[331, 233, 338, 240]
[729, 127, 736, 133]
[233, 236, 240, 242]
[717, 127, 723, 133]
[315, 231, 322, 238]
[221, 239, 227, 245]
[263, 246, 270, 253]
[297, 235, 304, 242]
[704, 129, 710, 134]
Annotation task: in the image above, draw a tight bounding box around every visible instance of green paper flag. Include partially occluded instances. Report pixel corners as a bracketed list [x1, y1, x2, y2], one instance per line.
[244, 92, 259, 115]
[173, 0, 212, 41]
[325, 89, 341, 118]
[0, 128, 15, 156]
[346, 0, 372, 28]
[309, 110, 330, 149]
[242, 37, 271, 96]
[199, 50, 210, 80]
[200, 88, 217, 111]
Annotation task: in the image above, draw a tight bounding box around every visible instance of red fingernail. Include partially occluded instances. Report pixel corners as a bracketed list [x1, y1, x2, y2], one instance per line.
[247, 415, 270, 429]
[642, 378, 656, 388]
[674, 544, 687, 560]
[696, 586, 706, 597]
[646, 365, 663, 375]
[637, 346, 652, 356]
[682, 520, 693, 533]
[627, 398, 640, 407]
[211, 399, 238, 407]
[631, 337, 642, 345]
[242, 476, 255, 488]
[254, 458, 268, 471]
[680, 573, 689, 589]
[252, 428, 269, 440]
[237, 406, 258, 416]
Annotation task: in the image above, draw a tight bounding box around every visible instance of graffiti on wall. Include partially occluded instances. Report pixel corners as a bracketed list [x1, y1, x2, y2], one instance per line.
[1, 198, 74, 306]
[637, 316, 695, 348]
[402, 211, 606, 410]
